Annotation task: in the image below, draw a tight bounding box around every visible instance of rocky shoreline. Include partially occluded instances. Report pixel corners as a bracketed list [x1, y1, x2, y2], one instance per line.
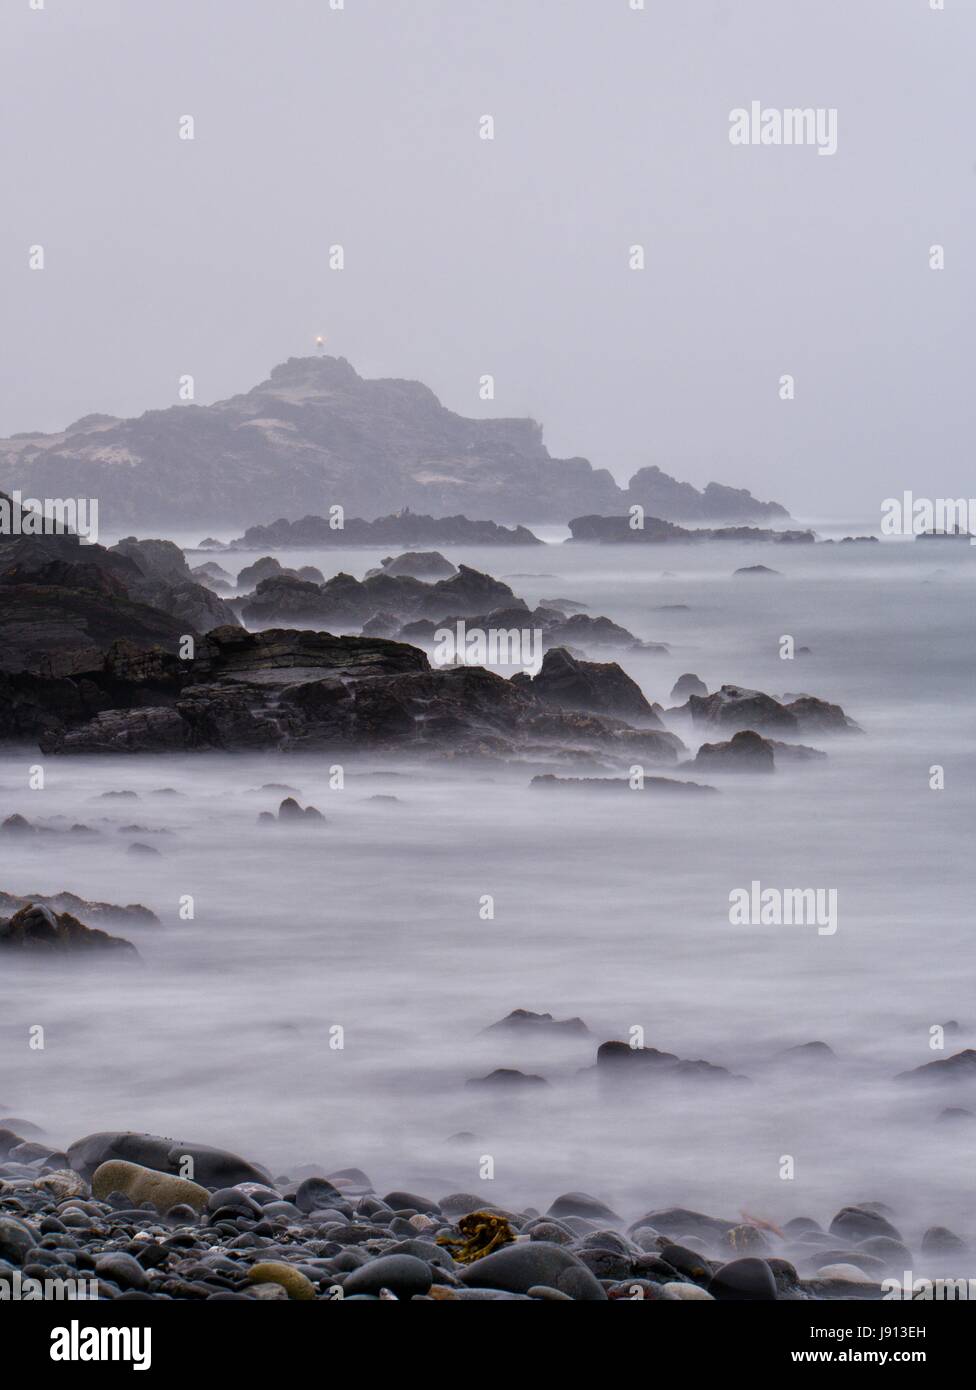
[1, 1126, 965, 1301]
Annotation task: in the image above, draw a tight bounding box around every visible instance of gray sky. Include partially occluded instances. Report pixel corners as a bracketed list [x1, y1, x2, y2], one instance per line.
[3, 0, 974, 518]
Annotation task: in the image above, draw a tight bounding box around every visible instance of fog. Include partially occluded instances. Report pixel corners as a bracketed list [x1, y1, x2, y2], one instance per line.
[3, 536, 974, 1249]
[3, 0, 975, 516]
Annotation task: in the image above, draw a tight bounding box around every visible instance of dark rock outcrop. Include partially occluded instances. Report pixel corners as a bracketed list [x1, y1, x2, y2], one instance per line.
[367, 551, 457, 580]
[691, 730, 776, 773]
[568, 515, 809, 544]
[683, 685, 861, 736]
[37, 626, 688, 765]
[896, 1049, 976, 1083]
[0, 890, 157, 929]
[510, 648, 660, 723]
[595, 1040, 743, 1082]
[670, 673, 707, 700]
[0, 904, 137, 956]
[485, 1009, 590, 1038]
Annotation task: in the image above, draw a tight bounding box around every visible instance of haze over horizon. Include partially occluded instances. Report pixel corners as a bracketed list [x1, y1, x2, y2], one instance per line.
[3, 0, 973, 520]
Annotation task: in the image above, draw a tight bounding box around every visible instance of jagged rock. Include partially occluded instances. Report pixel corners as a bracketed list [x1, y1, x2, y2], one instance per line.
[44, 706, 189, 755]
[191, 560, 233, 582]
[777, 1041, 835, 1062]
[531, 773, 711, 794]
[595, 1040, 740, 1082]
[734, 564, 781, 576]
[374, 551, 457, 580]
[692, 730, 775, 773]
[465, 1069, 549, 1089]
[110, 536, 240, 632]
[485, 1009, 590, 1038]
[361, 611, 401, 638]
[568, 515, 807, 543]
[685, 684, 860, 735]
[275, 797, 325, 824]
[896, 1049, 976, 1083]
[767, 740, 827, 763]
[0, 890, 157, 928]
[236, 509, 543, 549]
[511, 647, 660, 723]
[0, 904, 137, 956]
[670, 673, 707, 700]
[241, 574, 335, 624]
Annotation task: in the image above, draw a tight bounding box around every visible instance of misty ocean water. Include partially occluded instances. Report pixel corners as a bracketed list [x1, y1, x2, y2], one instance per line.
[3, 535, 975, 1239]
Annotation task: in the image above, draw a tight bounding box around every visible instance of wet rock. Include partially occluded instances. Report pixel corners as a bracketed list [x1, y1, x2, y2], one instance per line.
[460, 1241, 607, 1299]
[921, 1226, 967, 1255]
[0, 1216, 37, 1265]
[295, 1177, 347, 1214]
[828, 1206, 902, 1244]
[546, 1192, 622, 1224]
[92, 1161, 209, 1214]
[511, 647, 661, 724]
[629, 1208, 737, 1243]
[465, 1069, 549, 1090]
[686, 684, 860, 735]
[95, 1251, 150, 1290]
[247, 1261, 316, 1299]
[68, 1132, 269, 1187]
[374, 551, 457, 581]
[897, 1049, 976, 1083]
[342, 1254, 433, 1299]
[0, 904, 137, 956]
[778, 1041, 835, 1063]
[708, 1256, 777, 1300]
[595, 1040, 742, 1082]
[692, 729, 775, 773]
[382, 1191, 441, 1215]
[485, 1008, 589, 1038]
[815, 1262, 871, 1283]
[665, 1280, 714, 1300]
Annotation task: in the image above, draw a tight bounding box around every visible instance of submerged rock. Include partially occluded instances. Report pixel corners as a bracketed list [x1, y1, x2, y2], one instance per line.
[466, 1069, 549, 1090]
[485, 1009, 590, 1038]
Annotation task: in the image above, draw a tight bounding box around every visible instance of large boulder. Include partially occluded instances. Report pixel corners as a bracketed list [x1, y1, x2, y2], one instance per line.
[460, 1241, 607, 1299]
[686, 684, 860, 735]
[67, 1131, 270, 1187]
[692, 729, 776, 773]
[511, 647, 661, 723]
